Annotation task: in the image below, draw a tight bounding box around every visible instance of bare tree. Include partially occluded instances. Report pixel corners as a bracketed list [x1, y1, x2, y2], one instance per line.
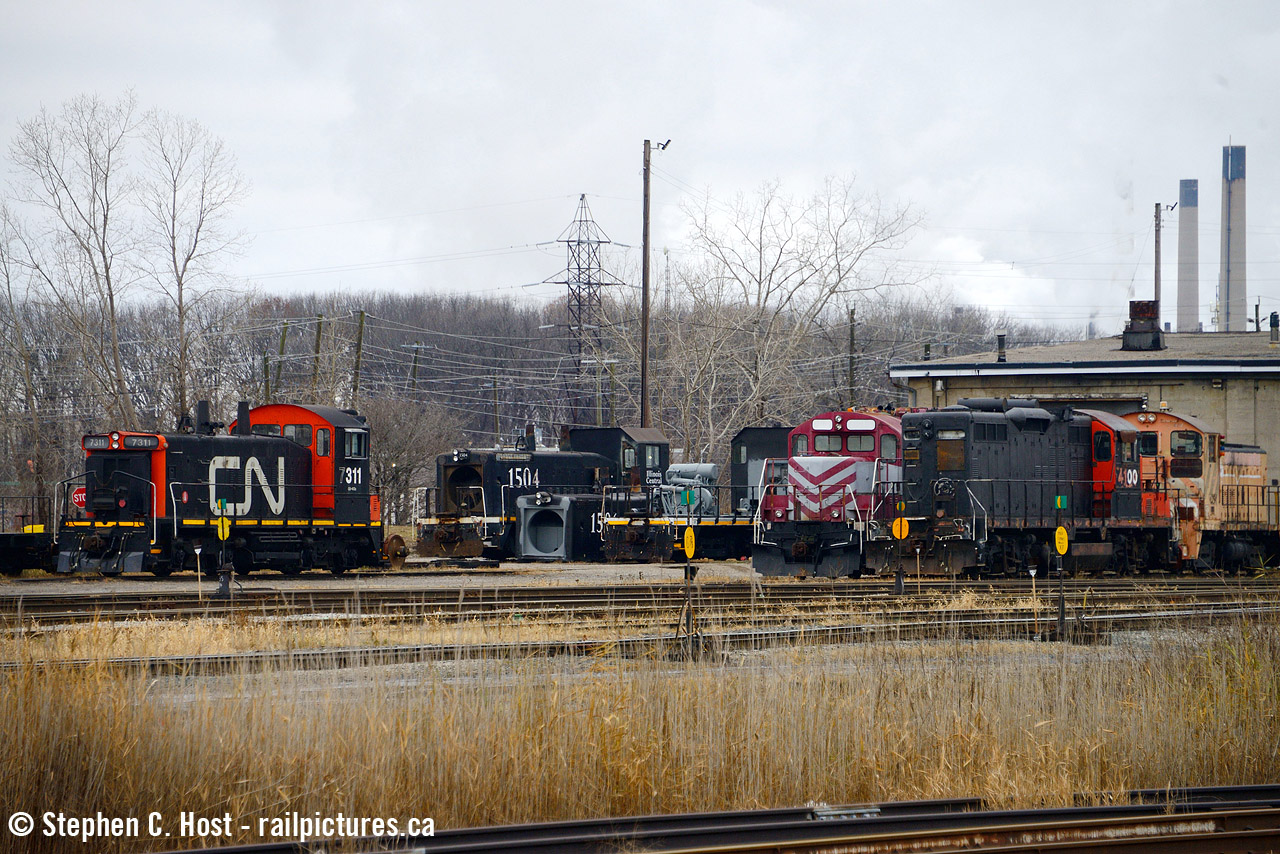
[8, 92, 142, 429]
[138, 109, 248, 424]
[605, 177, 923, 463]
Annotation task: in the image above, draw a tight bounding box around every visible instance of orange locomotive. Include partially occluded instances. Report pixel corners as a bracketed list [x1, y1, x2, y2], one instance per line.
[1122, 409, 1275, 572]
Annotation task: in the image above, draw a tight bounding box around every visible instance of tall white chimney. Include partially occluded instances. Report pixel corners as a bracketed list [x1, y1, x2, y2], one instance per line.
[1176, 179, 1198, 332]
[1218, 145, 1246, 331]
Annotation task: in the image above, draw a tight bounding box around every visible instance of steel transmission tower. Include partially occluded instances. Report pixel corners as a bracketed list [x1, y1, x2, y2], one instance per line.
[554, 195, 623, 425]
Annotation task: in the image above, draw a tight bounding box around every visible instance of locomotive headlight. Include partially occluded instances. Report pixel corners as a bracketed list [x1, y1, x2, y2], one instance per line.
[110, 431, 120, 449]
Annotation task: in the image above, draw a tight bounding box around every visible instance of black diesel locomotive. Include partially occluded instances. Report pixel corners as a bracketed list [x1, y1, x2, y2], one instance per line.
[892, 398, 1144, 576]
[57, 401, 383, 576]
[418, 426, 669, 561]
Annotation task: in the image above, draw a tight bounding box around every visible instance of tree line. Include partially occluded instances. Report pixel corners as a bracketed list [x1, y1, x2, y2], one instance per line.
[0, 93, 1076, 523]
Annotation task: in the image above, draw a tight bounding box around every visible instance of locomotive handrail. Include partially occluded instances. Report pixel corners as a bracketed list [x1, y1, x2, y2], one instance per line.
[54, 470, 157, 546]
[51, 472, 90, 542]
[844, 483, 865, 553]
[963, 481, 989, 544]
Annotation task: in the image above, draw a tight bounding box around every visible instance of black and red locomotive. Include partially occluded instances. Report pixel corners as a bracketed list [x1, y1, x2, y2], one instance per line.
[56, 401, 384, 576]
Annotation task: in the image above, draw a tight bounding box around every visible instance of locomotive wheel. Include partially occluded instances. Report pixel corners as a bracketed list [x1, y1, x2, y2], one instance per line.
[384, 534, 408, 571]
[279, 564, 304, 577]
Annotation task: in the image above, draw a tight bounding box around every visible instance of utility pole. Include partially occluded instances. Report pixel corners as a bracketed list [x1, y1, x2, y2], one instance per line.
[311, 315, 324, 402]
[491, 374, 500, 441]
[847, 306, 856, 408]
[641, 139, 652, 428]
[1154, 202, 1162, 308]
[410, 341, 422, 390]
[262, 353, 271, 403]
[274, 321, 288, 399]
[350, 310, 366, 404]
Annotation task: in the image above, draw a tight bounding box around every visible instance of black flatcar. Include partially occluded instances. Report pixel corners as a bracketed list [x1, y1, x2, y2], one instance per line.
[56, 401, 383, 575]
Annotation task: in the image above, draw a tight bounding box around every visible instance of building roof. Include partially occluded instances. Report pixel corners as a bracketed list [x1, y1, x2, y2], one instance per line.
[891, 332, 1280, 379]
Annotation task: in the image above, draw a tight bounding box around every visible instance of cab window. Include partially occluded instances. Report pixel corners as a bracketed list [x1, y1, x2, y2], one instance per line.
[937, 439, 966, 471]
[733, 443, 746, 464]
[623, 446, 636, 469]
[344, 430, 369, 460]
[284, 424, 312, 446]
[251, 424, 282, 436]
[1138, 432, 1159, 456]
[1093, 431, 1112, 462]
[316, 428, 330, 457]
[645, 445, 660, 469]
[1118, 439, 1136, 464]
[846, 433, 874, 452]
[814, 433, 842, 452]
[791, 434, 808, 455]
[879, 434, 898, 460]
[1171, 431, 1202, 457]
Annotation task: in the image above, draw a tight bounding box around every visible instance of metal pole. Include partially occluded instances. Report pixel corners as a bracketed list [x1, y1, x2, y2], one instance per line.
[1057, 553, 1066, 641]
[640, 139, 652, 428]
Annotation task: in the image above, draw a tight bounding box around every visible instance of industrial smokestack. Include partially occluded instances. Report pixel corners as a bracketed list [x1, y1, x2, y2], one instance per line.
[996, 331, 1007, 363]
[1219, 145, 1246, 331]
[1270, 312, 1278, 348]
[1177, 179, 1199, 332]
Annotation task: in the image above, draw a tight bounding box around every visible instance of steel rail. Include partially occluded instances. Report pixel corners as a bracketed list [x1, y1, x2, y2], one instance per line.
[4, 578, 1279, 625]
[8, 602, 1278, 677]
[152, 786, 1280, 854]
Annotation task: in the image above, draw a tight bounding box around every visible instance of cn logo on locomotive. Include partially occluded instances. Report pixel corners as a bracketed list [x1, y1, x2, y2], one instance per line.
[208, 456, 286, 516]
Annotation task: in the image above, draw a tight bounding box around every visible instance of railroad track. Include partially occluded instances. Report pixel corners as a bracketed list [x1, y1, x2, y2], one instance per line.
[9, 600, 1278, 677]
[161, 785, 1280, 853]
[4, 578, 1280, 626]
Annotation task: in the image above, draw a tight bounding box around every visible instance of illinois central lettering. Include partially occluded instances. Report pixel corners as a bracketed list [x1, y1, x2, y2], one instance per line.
[208, 456, 286, 515]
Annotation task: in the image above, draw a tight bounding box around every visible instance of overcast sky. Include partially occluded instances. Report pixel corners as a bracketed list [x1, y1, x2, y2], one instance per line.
[3, 1, 1278, 336]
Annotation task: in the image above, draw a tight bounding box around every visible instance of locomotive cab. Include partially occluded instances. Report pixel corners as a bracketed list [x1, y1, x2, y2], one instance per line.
[1077, 409, 1140, 519]
[80, 433, 163, 521]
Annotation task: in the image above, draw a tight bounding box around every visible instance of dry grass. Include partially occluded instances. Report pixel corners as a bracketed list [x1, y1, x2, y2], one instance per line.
[2, 614, 1279, 852]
